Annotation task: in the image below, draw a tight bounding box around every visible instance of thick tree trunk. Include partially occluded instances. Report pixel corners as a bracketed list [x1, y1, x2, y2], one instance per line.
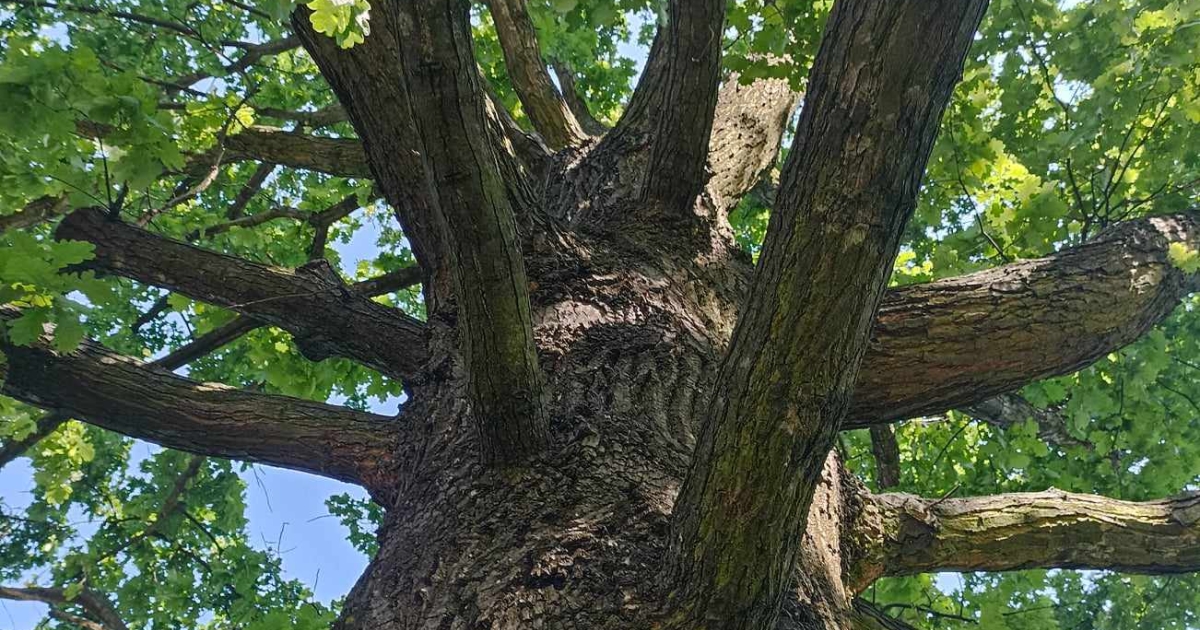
[324, 192, 868, 628]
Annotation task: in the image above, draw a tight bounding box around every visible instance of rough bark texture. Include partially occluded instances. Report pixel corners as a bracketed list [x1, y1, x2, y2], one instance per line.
[223, 126, 370, 177]
[850, 490, 1200, 586]
[0, 309, 401, 496]
[707, 73, 800, 214]
[608, 0, 726, 218]
[56, 207, 427, 381]
[664, 2, 988, 627]
[848, 214, 1200, 427]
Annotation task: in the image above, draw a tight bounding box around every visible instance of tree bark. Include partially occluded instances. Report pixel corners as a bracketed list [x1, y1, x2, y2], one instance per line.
[608, 0, 726, 218]
[297, 0, 549, 464]
[0, 310, 400, 496]
[665, 2, 987, 627]
[707, 73, 800, 214]
[14, 0, 1200, 627]
[850, 490, 1200, 586]
[56, 208, 427, 381]
[848, 213, 1200, 427]
[869, 425, 902, 489]
[484, 0, 585, 148]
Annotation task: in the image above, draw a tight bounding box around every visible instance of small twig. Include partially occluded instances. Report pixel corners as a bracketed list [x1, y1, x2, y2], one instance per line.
[928, 483, 961, 509]
[880, 603, 977, 624]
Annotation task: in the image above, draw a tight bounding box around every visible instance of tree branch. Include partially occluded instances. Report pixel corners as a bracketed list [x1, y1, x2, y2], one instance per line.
[10, 0, 250, 49]
[665, 1, 988, 626]
[48, 609, 108, 630]
[869, 425, 902, 489]
[961, 393, 1088, 449]
[0, 261, 417, 471]
[847, 213, 1200, 427]
[0, 412, 67, 471]
[610, 0, 726, 216]
[0, 585, 128, 630]
[483, 0, 585, 148]
[296, 2, 548, 464]
[77, 119, 369, 179]
[848, 600, 921, 630]
[0, 195, 70, 235]
[168, 36, 300, 89]
[56, 208, 427, 381]
[221, 127, 369, 177]
[0, 308, 401, 491]
[854, 490, 1200, 580]
[707, 73, 801, 214]
[550, 60, 606, 135]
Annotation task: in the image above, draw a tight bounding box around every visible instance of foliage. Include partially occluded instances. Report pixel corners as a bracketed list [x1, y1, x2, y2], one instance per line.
[0, 0, 1196, 627]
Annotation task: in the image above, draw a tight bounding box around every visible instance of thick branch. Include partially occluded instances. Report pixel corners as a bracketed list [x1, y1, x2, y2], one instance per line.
[222, 127, 369, 177]
[297, 2, 548, 464]
[484, 0, 585, 148]
[666, 2, 987, 627]
[0, 262, 416, 470]
[848, 213, 1200, 427]
[0, 585, 128, 630]
[612, 0, 726, 215]
[77, 119, 368, 179]
[551, 60, 606, 135]
[0, 195, 70, 235]
[56, 208, 427, 381]
[0, 310, 400, 490]
[855, 490, 1200, 581]
[707, 74, 800, 214]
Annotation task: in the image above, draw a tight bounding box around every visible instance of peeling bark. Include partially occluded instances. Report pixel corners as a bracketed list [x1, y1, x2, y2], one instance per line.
[707, 73, 800, 214]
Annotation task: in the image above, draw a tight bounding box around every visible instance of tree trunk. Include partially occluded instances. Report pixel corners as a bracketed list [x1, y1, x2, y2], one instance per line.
[329, 199, 860, 628]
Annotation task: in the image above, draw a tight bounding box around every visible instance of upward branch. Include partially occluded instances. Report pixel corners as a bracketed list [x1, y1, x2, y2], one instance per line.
[297, 1, 548, 464]
[666, 2, 988, 627]
[484, 0, 585, 148]
[610, 0, 726, 216]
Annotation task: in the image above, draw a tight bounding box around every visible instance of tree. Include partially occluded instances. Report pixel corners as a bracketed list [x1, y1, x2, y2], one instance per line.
[0, 0, 1198, 628]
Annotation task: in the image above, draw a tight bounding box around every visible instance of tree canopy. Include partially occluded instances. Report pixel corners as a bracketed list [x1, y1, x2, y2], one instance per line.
[0, 0, 1197, 628]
